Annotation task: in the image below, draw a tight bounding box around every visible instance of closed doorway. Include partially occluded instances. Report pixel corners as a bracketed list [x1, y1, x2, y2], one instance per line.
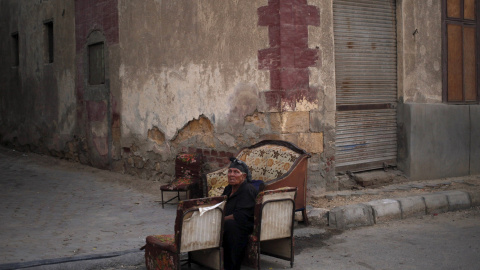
[334, 0, 398, 172]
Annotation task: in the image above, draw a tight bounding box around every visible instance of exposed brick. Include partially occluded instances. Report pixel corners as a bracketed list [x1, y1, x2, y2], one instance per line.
[188, 147, 196, 153]
[269, 26, 281, 47]
[279, 24, 298, 47]
[258, 5, 280, 26]
[203, 149, 211, 156]
[280, 48, 295, 68]
[291, 25, 309, 48]
[219, 151, 227, 157]
[269, 69, 282, 90]
[211, 150, 218, 156]
[295, 48, 319, 68]
[279, 1, 294, 25]
[196, 148, 203, 154]
[257, 0, 320, 100]
[280, 69, 309, 90]
[263, 90, 285, 111]
[208, 157, 216, 163]
[258, 47, 281, 70]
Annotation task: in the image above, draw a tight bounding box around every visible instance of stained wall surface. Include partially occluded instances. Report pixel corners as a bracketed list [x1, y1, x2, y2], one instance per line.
[0, 0, 77, 155]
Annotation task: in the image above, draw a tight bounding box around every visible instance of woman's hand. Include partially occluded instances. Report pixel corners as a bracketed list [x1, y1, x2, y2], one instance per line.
[224, 214, 234, 221]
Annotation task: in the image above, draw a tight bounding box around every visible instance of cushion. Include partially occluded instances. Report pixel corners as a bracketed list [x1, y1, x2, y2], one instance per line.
[160, 177, 196, 191]
[146, 234, 176, 253]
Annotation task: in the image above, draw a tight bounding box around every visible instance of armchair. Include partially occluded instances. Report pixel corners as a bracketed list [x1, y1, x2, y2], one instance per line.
[244, 187, 297, 269]
[143, 196, 226, 270]
[160, 153, 204, 208]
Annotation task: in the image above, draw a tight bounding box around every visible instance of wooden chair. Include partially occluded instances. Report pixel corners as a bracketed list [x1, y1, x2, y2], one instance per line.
[143, 196, 226, 270]
[244, 187, 297, 269]
[160, 153, 204, 208]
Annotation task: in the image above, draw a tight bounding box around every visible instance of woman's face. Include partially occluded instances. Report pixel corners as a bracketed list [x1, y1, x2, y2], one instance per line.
[227, 168, 246, 187]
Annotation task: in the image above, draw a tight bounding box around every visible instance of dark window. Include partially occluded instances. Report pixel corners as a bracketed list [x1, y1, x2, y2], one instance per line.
[88, 42, 105, 85]
[12, 32, 19, 67]
[44, 21, 54, 63]
[443, 0, 479, 103]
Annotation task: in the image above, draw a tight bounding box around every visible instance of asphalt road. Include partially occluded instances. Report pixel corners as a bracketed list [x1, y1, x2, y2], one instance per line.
[291, 207, 480, 270]
[1, 147, 479, 270]
[79, 207, 480, 270]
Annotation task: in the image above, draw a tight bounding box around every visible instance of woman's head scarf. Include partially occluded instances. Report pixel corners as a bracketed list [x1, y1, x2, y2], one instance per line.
[228, 157, 252, 182]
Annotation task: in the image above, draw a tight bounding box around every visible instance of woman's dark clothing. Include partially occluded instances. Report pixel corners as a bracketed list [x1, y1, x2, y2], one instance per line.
[222, 181, 258, 270]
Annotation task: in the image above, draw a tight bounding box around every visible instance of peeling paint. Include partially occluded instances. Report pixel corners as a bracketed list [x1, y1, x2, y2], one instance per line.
[148, 126, 165, 145]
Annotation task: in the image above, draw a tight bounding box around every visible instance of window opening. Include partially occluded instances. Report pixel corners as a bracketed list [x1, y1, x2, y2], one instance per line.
[444, 0, 479, 103]
[44, 21, 54, 63]
[88, 42, 105, 85]
[12, 32, 19, 67]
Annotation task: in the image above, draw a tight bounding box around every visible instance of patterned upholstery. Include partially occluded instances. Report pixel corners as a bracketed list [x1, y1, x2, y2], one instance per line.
[160, 153, 204, 208]
[244, 187, 297, 269]
[205, 140, 310, 224]
[207, 144, 301, 197]
[143, 196, 226, 270]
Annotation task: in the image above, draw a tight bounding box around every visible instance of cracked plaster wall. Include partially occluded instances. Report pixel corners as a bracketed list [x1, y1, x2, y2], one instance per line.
[116, 0, 273, 182]
[116, 0, 330, 193]
[118, 0, 269, 145]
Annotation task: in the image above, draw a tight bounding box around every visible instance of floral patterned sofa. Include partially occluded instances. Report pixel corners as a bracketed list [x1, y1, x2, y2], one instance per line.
[205, 140, 311, 223]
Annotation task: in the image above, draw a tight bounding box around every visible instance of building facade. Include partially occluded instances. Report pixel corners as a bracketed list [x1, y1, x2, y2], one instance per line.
[1, 0, 479, 197]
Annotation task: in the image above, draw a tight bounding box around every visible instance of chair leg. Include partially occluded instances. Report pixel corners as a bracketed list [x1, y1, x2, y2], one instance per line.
[302, 208, 309, 226]
[257, 244, 261, 270]
[161, 190, 165, 209]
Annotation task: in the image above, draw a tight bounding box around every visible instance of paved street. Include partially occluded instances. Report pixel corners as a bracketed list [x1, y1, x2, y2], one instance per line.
[1, 147, 479, 270]
[0, 147, 175, 269]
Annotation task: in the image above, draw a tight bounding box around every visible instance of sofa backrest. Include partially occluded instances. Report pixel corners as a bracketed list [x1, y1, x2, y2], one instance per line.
[206, 143, 302, 197]
[237, 144, 301, 181]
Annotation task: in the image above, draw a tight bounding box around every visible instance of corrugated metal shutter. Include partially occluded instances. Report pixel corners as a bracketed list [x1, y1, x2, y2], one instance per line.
[334, 0, 397, 172]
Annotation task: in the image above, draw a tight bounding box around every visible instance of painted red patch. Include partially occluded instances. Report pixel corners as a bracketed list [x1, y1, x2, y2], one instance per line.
[258, 0, 320, 110]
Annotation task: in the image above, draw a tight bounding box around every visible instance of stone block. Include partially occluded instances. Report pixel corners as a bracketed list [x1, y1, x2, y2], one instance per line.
[443, 191, 471, 211]
[307, 207, 329, 227]
[466, 190, 480, 207]
[396, 196, 426, 219]
[270, 111, 310, 133]
[423, 193, 449, 214]
[328, 204, 374, 230]
[365, 199, 402, 224]
[297, 132, 323, 154]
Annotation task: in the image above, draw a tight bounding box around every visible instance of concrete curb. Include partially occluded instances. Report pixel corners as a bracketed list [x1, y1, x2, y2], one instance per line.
[326, 190, 475, 230]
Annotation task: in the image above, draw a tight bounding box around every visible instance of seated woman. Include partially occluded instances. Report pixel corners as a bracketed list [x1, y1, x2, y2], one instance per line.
[222, 157, 258, 270]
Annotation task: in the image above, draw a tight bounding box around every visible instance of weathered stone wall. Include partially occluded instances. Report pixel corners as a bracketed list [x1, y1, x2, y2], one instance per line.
[116, 0, 328, 194]
[0, 0, 331, 196]
[0, 0, 77, 156]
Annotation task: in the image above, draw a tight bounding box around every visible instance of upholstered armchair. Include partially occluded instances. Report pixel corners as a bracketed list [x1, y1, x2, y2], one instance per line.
[205, 140, 310, 223]
[143, 196, 226, 270]
[244, 187, 297, 269]
[160, 153, 204, 208]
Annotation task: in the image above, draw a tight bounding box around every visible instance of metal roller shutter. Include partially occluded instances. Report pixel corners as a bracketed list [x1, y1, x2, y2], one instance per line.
[334, 0, 398, 172]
